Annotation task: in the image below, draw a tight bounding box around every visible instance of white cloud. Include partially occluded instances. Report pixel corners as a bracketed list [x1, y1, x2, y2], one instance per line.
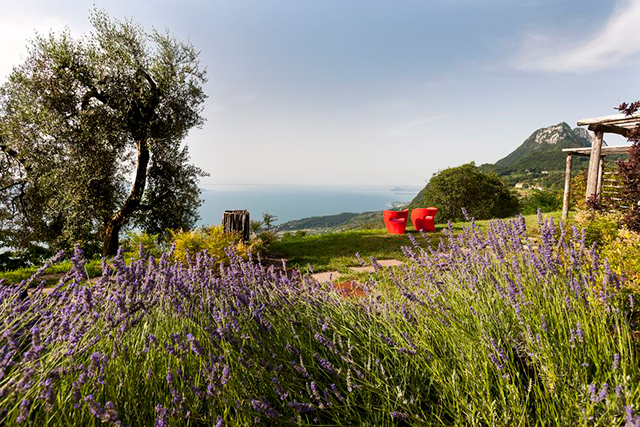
[515, 0, 640, 73]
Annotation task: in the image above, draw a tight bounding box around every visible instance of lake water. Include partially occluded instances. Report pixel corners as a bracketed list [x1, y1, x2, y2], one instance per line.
[197, 185, 420, 226]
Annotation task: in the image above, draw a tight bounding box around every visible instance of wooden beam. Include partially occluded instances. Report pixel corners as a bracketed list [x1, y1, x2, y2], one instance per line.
[596, 157, 604, 200]
[562, 145, 631, 156]
[586, 130, 604, 201]
[562, 153, 572, 221]
[578, 112, 640, 128]
[588, 124, 630, 138]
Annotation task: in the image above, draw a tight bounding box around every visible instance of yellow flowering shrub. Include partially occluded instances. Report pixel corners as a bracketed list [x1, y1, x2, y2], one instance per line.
[601, 228, 640, 286]
[170, 226, 247, 265]
[572, 209, 624, 246]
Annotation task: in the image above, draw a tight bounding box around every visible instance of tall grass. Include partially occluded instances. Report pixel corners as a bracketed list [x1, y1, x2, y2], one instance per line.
[0, 213, 638, 425]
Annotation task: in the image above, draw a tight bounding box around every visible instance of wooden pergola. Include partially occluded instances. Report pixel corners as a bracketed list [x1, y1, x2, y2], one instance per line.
[561, 113, 638, 220]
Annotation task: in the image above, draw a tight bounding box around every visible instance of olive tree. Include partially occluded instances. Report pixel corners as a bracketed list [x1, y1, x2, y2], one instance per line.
[0, 10, 208, 256]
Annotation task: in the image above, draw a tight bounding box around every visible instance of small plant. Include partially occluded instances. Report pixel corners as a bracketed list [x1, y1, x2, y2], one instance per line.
[170, 226, 245, 264]
[572, 208, 623, 246]
[262, 212, 278, 230]
[602, 228, 640, 285]
[250, 219, 263, 233]
[120, 231, 165, 259]
[520, 189, 562, 214]
[569, 169, 588, 210]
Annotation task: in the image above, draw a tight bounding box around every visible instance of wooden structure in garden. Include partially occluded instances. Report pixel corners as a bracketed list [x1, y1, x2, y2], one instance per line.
[561, 113, 637, 220]
[222, 210, 250, 242]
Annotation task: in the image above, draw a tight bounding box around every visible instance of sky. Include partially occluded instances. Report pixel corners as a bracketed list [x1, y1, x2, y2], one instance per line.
[0, 0, 638, 188]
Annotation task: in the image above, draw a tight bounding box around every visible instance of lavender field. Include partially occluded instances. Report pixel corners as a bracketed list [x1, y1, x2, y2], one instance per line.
[1, 214, 638, 426]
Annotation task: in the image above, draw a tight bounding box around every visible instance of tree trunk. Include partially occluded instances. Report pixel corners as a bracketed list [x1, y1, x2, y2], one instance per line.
[222, 210, 250, 242]
[103, 139, 150, 256]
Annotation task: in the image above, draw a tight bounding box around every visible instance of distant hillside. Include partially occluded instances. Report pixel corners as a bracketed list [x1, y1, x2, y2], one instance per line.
[482, 122, 591, 174]
[276, 210, 387, 232]
[276, 212, 360, 231]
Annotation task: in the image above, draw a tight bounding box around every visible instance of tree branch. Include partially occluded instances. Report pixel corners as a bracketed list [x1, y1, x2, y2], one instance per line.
[80, 87, 108, 109]
[0, 180, 24, 193]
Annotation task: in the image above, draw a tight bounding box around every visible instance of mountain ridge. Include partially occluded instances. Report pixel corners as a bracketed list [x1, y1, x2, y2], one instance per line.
[487, 122, 591, 173]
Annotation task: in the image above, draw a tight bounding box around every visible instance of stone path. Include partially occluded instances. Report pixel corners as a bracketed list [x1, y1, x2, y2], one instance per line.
[310, 271, 343, 282]
[310, 259, 405, 283]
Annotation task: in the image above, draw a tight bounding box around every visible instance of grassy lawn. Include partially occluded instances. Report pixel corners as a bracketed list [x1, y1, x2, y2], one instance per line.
[0, 259, 102, 285]
[269, 210, 569, 273]
[269, 228, 434, 273]
[0, 210, 570, 282]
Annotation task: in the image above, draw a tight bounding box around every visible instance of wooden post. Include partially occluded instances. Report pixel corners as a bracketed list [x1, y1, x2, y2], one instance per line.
[222, 210, 250, 242]
[596, 157, 605, 202]
[585, 130, 604, 201]
[562, 153, 572, 221]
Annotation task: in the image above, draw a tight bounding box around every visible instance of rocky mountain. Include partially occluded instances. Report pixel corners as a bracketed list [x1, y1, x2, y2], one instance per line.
[487, 122, 591, 173]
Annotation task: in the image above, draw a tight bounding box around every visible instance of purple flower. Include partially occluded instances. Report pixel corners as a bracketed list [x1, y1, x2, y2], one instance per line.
[314, 333, 337, 354]
[310, 382, 322, 402]
[391, 411, 409, 420]
[313, 353, 337, 375]
[155, 404, 169, 427]
[221, 365, 230, 385]
[576, 322, 584, 343]
[250, 398, 280, 419]
[187, 333, 205, 357]
[488, 338, 507, 371]
[100, 401, 120, 425]
[16, 399, 31, 424]
[589, 383, 608, 403]
[626, 406, 640, 426]
[288, 401, 315, 413]
[330, 384, 344, 402]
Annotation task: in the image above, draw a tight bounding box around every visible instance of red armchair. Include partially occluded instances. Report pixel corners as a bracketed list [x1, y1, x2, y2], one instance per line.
[383, 209, 409, 234]
[411, 207, 438, 232]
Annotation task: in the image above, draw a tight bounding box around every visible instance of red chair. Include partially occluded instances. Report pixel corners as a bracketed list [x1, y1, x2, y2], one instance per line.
[411, 207, 438, 232]
[383, 209, 409, 234]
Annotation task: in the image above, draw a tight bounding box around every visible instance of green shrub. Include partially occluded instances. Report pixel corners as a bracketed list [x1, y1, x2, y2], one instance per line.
[170, 226, 251, 265]
[569, 169, 588, 211]
[572, 209, 623, 246]
[121, 231, 165, 259]
[410, 162, 520, 222]
[520, 189, 562, 214]
[256, 230, 278, 245]
[602, 228, 640, 285]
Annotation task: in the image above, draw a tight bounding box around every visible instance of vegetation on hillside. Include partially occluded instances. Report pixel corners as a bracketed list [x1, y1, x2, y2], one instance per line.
[483, 122, 590, 173]
[277, 212, 359, 231]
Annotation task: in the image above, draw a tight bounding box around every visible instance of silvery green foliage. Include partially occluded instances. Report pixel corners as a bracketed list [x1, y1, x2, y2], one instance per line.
[0, 9, 207, 255]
